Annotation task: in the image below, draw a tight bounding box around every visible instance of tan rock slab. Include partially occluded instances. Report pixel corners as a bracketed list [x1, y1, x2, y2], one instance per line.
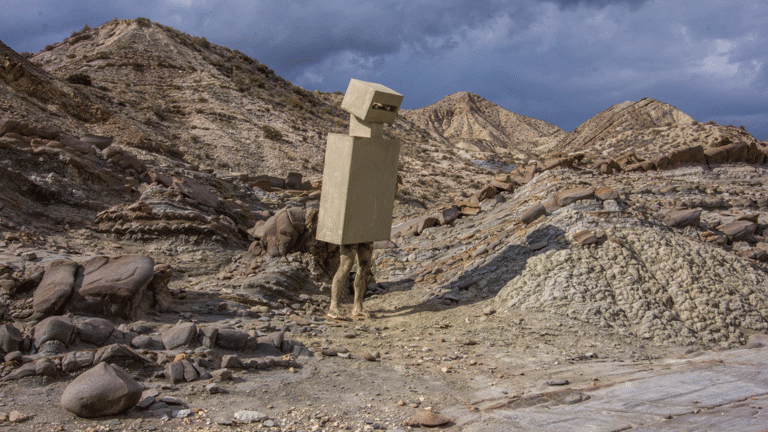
[521, 202, 546, 225]
[594, 186, 619, 201]
[555, 187, 594, 206]
[69, 255, 155, 319]
[31, 259, 79, 320]
[664, 209, 702, 227]
[572, 229, 599, 245]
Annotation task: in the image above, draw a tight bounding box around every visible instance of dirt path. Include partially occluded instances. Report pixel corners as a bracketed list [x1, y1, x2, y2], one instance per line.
[0, 263, 717, 432]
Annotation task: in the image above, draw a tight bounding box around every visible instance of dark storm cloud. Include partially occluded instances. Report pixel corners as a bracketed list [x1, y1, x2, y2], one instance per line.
[0, 1, 766, 139]
[548, 0, 651, 9]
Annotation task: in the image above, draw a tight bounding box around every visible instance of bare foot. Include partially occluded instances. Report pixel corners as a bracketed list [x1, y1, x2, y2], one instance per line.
[351, 308, 371, 319]
[326, 309, 347, 320]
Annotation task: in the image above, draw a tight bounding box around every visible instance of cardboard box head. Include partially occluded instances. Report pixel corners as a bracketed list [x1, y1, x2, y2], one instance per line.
[341, 79, 403, 124]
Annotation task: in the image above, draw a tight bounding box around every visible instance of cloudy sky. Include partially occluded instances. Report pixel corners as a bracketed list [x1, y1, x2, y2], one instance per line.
[2, 0, 766, 139]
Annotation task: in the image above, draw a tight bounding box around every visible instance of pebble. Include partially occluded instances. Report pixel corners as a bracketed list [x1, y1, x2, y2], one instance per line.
[205, 383, 223, 394]
[173, 409, 193, 418]
[8, 410, 29, 423]
[234, 410, 269, 422]
[407, 409, 451, 427]
[212, 414, 234, 425]
[136, 396, 155, 409]
[159, 396, 184, 405]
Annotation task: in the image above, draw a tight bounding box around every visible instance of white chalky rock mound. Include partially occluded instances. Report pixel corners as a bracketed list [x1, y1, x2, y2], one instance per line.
[495, 228, 768, 346]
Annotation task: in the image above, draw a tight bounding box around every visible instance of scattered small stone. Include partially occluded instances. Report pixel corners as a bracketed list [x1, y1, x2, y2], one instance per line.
[234, 410, 268, 423]
[406, 409, 451, 427]
[20, 252, 37, 261]
[212, 414, 234, 425]
[137, 396, 156, 409]
[321, 348, 338, 356]
[364, 352, 378, 362]
[572, 229, 598, 246]
[221, 354, 244, 369]
[8, 410, 30, 423]
[206, 383, 223, 394]
[159, 396, 184, 405]
[546, 379, 570, 386]
[211, 369, 233, 381]
[173, 409, 193, 418]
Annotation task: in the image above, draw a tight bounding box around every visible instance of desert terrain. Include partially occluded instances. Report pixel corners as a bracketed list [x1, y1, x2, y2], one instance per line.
[2, 18, 768, 431]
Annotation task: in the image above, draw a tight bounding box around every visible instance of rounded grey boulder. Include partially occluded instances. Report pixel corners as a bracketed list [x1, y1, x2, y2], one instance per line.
[60, 362, 143, 418]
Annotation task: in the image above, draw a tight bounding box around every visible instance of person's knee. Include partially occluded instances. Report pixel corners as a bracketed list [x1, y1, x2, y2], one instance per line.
[338, 257, 354, 273]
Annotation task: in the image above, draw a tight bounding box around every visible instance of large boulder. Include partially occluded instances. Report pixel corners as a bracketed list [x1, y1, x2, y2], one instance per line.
[172, 176, 219, 208]
[668, 145, 705, 167]
[161, 322, 198, 350]
[68, 256, 155, 319]
[34, 316, 75, 348]
[0, 323, 23, 353]
[60, 362, 143, 418]
[31, 259, 80, 320]
[285, 172, 303, 190]
[259, 207, 318, 257]
[76, 318, 115, 346]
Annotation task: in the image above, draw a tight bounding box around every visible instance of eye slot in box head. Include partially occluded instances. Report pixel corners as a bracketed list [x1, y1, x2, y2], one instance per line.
[371, 102, 398, 112]
[341, 79, 403, 124]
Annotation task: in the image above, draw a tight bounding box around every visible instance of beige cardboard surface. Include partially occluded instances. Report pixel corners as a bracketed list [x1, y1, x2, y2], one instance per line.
[316, 134, 401, 244]
[349, 114, 383, 138]
[341, 79, 403, 124]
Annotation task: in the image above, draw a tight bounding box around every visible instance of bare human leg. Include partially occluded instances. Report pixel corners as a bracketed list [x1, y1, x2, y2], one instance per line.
[329, 244, 355, 319]
[352, 242, 373, 318]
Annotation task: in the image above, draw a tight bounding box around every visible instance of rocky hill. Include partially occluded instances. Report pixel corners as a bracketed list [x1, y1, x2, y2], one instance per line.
[553, 98, 759, 161]
[402, 91, 566, 160]
[12, 18, 493, 212]
[1, 17, 768, 432]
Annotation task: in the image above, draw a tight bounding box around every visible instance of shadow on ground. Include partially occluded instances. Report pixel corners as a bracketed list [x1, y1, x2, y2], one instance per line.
[383, 224, 567, 317]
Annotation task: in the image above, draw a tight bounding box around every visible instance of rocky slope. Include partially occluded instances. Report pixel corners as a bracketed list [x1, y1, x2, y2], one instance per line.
[553, 98, 759, 161]
[402, 91, 566, 161]
[18, 18, 492, 211]
[1, 17, 768, 432]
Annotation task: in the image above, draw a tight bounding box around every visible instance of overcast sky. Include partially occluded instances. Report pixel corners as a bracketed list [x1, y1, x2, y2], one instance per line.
[2, 0, 766, 139]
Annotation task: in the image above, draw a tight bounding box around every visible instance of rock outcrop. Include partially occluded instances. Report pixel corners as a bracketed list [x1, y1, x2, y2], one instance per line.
[403, 91, 566, 157]
[60, 362, 144, 417]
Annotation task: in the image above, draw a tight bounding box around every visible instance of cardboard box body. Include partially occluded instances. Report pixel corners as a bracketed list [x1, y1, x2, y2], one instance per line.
[316, 134, 401, 245]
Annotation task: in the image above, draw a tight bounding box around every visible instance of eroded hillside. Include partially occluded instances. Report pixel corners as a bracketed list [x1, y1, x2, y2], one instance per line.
[1, 17, 768, 432]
